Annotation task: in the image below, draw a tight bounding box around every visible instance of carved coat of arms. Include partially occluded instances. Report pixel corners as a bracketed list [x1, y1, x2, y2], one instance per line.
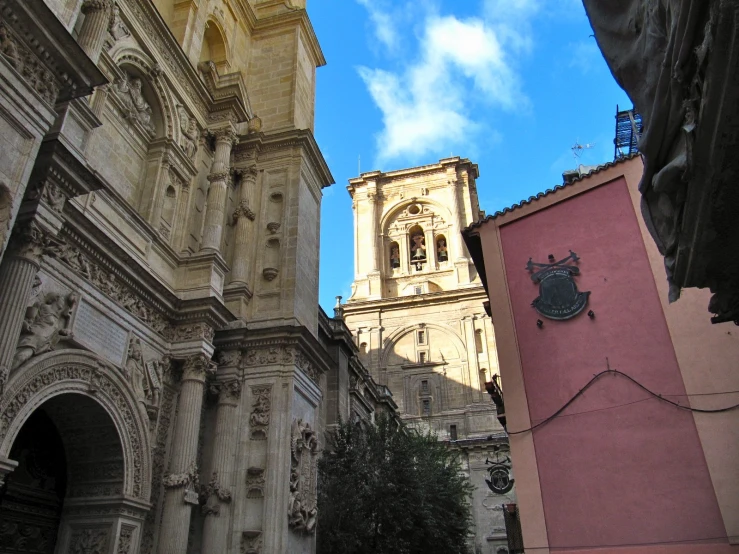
[527, 251, 590, 320]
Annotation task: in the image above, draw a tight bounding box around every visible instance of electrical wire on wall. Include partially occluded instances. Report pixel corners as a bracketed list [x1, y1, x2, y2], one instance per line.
[506, 366, 739, 436]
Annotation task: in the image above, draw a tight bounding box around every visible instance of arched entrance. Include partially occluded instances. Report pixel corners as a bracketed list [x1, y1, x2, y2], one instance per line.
[0, 350, 153, 554]
[0, 394, 125, 553]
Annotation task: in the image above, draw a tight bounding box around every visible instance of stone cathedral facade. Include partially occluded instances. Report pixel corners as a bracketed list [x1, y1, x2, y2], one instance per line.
[0, 1, 399, 553]
[342, 158, 516, 554]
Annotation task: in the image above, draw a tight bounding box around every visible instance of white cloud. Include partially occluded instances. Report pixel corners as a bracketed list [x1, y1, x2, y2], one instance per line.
[356, 0, 402, 53]
[357, 3, 534, 164]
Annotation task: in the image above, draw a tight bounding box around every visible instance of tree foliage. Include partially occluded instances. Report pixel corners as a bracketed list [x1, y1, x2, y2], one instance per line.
[317, 415, 473, 554]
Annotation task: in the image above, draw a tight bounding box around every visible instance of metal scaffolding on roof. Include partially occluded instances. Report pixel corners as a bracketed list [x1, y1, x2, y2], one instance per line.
[614, 105, 643, 159]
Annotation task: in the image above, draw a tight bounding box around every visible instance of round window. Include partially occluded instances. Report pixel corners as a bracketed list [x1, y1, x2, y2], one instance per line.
[408, 204, 421, 215]
[487, 467, 514, 494]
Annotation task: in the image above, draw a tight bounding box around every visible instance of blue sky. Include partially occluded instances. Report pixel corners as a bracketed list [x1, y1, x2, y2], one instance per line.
[308, 0, 631, 313]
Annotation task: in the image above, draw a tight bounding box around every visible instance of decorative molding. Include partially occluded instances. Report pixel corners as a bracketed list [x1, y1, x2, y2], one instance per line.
[69, 528, 110, 554]
[249, 386, 271, 440]
[288, 418, 318, 534]
[0, 353, 150, 499]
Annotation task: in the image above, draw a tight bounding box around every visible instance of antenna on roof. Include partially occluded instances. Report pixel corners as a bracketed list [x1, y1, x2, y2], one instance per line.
[572, 140, 595, 162]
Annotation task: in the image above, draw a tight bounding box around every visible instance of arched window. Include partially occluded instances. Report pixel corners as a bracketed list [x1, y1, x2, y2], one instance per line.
[389, 241, 400, 269]
[436, 234, 449, 262]
[408, 224, 426, 266]
[200, 22, 229, 73]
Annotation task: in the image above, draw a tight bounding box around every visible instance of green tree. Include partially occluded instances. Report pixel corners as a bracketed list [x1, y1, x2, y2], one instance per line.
[317, 415, 473, 554]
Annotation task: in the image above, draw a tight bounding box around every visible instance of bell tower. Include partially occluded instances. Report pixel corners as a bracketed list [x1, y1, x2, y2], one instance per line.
[347, 157, 481, 300]
[342, 157, 512, 553]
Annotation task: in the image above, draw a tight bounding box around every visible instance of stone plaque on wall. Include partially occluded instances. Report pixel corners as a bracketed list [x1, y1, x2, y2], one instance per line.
[72, 299, 129, 366]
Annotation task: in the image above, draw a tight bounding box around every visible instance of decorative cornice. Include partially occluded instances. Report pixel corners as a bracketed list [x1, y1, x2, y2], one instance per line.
[0, 0, 107, 101]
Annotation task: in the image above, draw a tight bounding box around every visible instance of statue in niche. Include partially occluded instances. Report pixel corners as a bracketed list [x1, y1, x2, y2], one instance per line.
[12, 292, 78, 370]
[125, 338, 164, 407]
[437, 238, 448, 262]
[389, 244, 400, 268]
[410, 233, 426, 262]
[113, 72, 156, 135]
[177, 105, 199, 159]
[108, 5, 130, 41]
[125, 337, 147, 404]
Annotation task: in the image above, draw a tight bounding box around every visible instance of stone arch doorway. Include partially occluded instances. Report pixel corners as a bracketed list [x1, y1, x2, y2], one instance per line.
[0, 393, 127, 553]
[0, 351, 153, 554]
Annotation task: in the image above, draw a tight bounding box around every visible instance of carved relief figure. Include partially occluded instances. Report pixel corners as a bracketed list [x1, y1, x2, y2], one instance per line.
[0, 23, 20, 70]
[0, 183, 12, 247]
[411, 233, 426, 261]
[12, 292, 77, 370]
[108, 5, 130, 41]
[126, 337, 147, 404]
[249, 386, 271, 439]
[437, 238, 448, 262]
[177, 105, 199, 159]
[113, 71, 156, 135]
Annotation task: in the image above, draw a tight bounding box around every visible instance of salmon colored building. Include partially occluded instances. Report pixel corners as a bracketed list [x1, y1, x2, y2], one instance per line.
[463, 155, 739, 553]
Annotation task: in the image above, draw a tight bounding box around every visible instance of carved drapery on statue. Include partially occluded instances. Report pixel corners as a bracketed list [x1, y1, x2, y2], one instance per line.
[112, 70, 156, 135]
[12, 292, 77, 370]
[288, 418, 318, 534]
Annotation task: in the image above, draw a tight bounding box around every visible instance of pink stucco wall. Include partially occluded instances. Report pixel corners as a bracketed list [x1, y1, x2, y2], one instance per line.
[498, 177, 727, 550]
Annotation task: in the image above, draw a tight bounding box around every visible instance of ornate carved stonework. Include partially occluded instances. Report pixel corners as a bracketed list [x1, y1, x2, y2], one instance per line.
[0, 21, 60, 104]
[6, 221, 57, 263]
[249, 386, 271, 440]
[163, 323, 214, 343]
[140, 385, 175, 554]
[288, 418, 318, 534]
[162, 461, 198, 489]
[0, 358, 148, 498]
[240, 531, 262, 554]
[112, 70, 156, 135]
[200, 470, 232, 516]
[108, 4, 130, 42]
[117, 525, 134, 554]
[12, 291, 77, 370]
[182, 353, 216, 382]
[232, 200, 256, 222]
[46, 238, 169, 334]
[69, 528, 110, 554]
[245, 467, 265, 498]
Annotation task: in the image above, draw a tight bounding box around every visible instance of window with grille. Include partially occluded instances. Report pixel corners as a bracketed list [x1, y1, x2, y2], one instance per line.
[449, 425, 458, 440]
[414, 285, 422, 295]
[419, 352, 426, 364]
[421, 380, 429, 393]
[422, 399, 431, 416]
[417, 330, 426, 344]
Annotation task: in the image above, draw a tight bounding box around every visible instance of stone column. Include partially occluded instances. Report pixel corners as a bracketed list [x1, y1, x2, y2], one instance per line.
[230, 166, 257, 285]
[77, 0, 113, 64]
[447, 176, 466, 260]
[157, 354, 213, 554]
[366, 189, 379, 272]
[0, 223, 48, 388]
[201, 378, 242, 553]
[201, 127, 238, 252]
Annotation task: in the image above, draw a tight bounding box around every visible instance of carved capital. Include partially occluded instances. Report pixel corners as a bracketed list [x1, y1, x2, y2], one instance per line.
[207, 171, 230, 183]
[81, 0, 113, 14]
[210, 127, 239, 148]
[182, 354, 216, 382]
[211, 378, 241, 404]
[6, 221, 57, 264]
[243, 164, 258, 182]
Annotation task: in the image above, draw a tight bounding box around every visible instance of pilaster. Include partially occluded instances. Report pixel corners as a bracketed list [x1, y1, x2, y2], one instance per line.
[157, 353, 215, 554]
[77, 0, 114, 64]
[201, 126, 238, 252]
